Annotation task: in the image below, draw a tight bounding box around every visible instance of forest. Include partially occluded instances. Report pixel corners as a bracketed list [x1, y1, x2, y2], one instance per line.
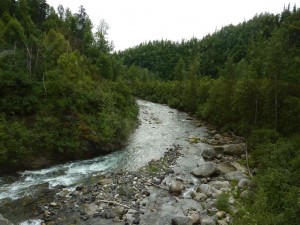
[0, 0, 299, 224]
[116, 5, 300, 225]
[0, 0, 138, 173]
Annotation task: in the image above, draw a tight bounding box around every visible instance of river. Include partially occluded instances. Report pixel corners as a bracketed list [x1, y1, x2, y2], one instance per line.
[0, 100, 210, 224]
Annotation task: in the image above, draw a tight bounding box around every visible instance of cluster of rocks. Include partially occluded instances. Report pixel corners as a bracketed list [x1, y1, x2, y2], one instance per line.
[30, 145, 183, 224]
[138, 130, 253, 225]
[14, 131, 252, 225]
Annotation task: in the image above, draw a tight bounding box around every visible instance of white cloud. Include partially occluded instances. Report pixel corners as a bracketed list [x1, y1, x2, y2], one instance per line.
[46, 0, 296, 51]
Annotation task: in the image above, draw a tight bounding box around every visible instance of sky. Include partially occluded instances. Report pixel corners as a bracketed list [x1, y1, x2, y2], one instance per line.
[46, 0, 296, 51]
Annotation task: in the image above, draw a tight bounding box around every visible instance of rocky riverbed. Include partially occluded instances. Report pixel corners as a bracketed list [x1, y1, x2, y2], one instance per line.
[2, 125, 252, 225]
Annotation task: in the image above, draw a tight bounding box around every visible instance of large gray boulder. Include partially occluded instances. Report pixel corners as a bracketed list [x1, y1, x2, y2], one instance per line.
[225, 171, 248, 181]
[191, 162, 219, 178]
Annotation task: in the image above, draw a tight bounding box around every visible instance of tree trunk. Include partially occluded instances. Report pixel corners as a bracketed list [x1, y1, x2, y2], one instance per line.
[24, 42, 32, 76]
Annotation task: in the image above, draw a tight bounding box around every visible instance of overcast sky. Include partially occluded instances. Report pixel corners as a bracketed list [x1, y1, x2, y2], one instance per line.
[46, 0, 296, 51]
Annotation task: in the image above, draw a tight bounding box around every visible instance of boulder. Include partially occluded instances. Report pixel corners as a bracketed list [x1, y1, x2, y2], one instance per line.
[188, 211, 200, 224]
[82, 203, 98, 216]
[112, 206, 127, 219]
[230, 162, 247, 173]
[218, 220, 228, 225]
[191, 162, 219, 178]
[213, 134, 225, 144]
[213, 134, 223, 140]
[171, 211, 200, 225]
[202, 148, 217, 160]
[198, 184, 221, 197]
[225, 171, 248, 181]
[201, 216, 216, 225]
[171, 215, 189, 225]
[216, 211, 226, 218]
[223, 144, 245, 156]
[214, 144, 245, 156]
[169, 181, 183, 195]
[210, 181, 231, 190]
[191, 192, 207, 202]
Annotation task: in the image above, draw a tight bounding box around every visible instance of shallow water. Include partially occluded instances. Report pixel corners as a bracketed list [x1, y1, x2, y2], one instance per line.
[0, 100, 208, 204]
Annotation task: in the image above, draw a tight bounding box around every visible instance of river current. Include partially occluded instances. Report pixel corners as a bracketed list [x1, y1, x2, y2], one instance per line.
[0, 100, 209, 224]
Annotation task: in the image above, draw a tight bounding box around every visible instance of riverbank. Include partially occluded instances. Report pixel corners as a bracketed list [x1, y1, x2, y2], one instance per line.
[5, 122, 250, 225]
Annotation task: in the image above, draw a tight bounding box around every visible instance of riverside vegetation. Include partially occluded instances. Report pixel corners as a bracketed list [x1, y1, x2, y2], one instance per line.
[0, 1, 138, 173]
[116, 5, 300, 225]
[0, 1, 300, 225]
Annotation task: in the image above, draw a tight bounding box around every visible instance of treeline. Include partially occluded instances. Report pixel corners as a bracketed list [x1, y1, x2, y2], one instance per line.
[117, 6, 300, 225]
[0, 0, 138, 173]
[119, 5, 298, 80]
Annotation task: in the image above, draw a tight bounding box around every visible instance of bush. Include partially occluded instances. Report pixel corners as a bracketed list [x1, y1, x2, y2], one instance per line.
[216, 193, 231, 212]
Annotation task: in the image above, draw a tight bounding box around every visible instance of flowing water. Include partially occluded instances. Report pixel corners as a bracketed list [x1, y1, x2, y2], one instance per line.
[0, 100, 209, 223]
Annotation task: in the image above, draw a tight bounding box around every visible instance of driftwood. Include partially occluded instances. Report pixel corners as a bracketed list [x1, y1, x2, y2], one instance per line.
[98, 200, 130, 209]
[141, 178, 169, 191]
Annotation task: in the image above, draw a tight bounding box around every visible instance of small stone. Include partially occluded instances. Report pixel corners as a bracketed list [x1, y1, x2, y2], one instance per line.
[216, 211, 226, 218]
[225, 171, 248, 181]
[169, 181, 183, 195]
[172, 215, 189, 225]
[218, 220, 228, 225]
[93, 212, 101, 218]
[220, 188, 231, 193]
[201, 216, 216, 225]
[133, 218, 140, 224]
[210, 181, 231, 190]
[202, 148, 217, 160]
[229, 197, 235, 205]
[237, 178, 251, 189]
[201, 178, 207, 184]
[98, 178, 113, 185]
[191, 192, 207, 202]
[81, 215, 89, 221]
[49, 202, 57, 207]
[188, 211, 200, 224]
[76, 186, 84, 191]
[112, 206, 127, 219]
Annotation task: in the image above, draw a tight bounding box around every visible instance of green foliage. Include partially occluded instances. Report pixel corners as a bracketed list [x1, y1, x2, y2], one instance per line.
[216, 193, 231, 213]
[234, 139, 300, 225]
[0, 115, 34, 167]
[5, 17, 25, 45]
[116, 7, 300, 225]
[248, 129, 280, 148]
[0, 1, 138, 173]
